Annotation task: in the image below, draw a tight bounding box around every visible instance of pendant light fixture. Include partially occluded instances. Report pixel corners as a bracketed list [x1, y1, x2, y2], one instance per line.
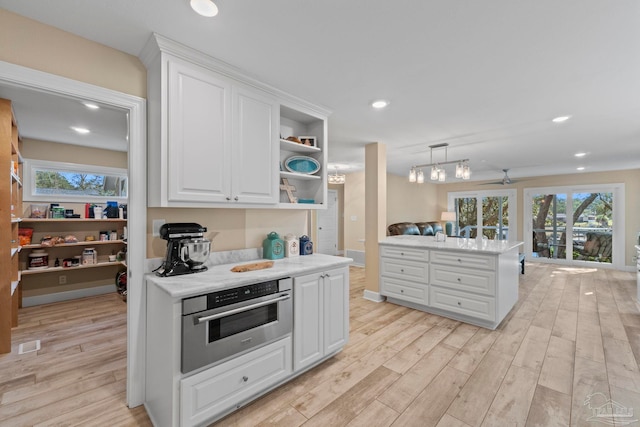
[328, 165, 346, 185]
[408, 143, 470, 183]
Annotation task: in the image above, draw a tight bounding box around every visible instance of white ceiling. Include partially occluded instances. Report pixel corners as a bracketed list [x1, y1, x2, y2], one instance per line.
[1, 1, 639, 182]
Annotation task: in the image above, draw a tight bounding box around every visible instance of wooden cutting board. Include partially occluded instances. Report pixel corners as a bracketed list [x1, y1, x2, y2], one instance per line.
[230, 261, 274, 273]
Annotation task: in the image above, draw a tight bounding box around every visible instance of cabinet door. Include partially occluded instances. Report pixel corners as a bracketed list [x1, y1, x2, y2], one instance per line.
[323, 267, 349, 355]
[231, 85, 278, 204]
[167, 59, 232, 203]
[293, 272, 323, 371]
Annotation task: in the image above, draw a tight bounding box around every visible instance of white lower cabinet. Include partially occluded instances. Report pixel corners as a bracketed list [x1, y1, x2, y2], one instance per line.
[379, 244, 519, 330]
[180, 337, 292, 427]
[293, 266, 349, 372]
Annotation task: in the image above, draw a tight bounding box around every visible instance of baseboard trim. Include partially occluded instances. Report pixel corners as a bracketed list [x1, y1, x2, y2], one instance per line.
[22, 284, 117, 307]
[363, 290, 385, 303]
[346, 249, 365, 267]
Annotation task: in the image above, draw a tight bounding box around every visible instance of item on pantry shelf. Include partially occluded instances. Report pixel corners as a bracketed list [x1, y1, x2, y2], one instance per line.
[99, 231, 109, 241]
[85, 235, 96, 241]
[109, 254, 117, 262]
[230, 261, 274, 272]
[284, 233, 299, 258]
[110, 230, 118, 240]
[54, 258, 60, 267]
[30, 204, 48, 218]
[40, 236, 65, 247]
[298, 199, 315, 204]
[82, 248, 97, 265]
[18, 228, 33, 246]
[64, 235, 78, 243]
[72, 256, 81, 266]
[285, 136, 302, 144]
[299, 235, 313, 255]
[62, 258, 73, 268]
[93, 206, 104, 219]
[262, 232, 284, 260]
[28, 249, 49, 269]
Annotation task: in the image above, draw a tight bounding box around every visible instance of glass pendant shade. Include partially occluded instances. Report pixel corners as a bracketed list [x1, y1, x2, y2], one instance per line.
[438, 169, 446, 182]
[328, 173, 346, 184]
[417, 169, 424, 184]
[409, 167, 417, 183]
[455, 162, 463, 178]
[430, 166, 439, 180]
[462, 164, 471, 180]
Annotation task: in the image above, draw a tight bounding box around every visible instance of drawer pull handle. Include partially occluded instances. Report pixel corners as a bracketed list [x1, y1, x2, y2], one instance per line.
[457, 278, 461, 282]
[457, 301, 462, 306]
[242, 376, 248, 382]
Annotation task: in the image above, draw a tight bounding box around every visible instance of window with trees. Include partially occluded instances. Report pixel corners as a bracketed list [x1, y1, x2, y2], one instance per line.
[23, 159, 127, 202]
[525, 184, 624, 268]
[448, 189, 516, 240]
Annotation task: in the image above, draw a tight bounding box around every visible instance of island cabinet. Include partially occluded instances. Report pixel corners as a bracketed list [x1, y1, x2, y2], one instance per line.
[293, 266, 349, 372]
[140, 33, 330, 209]
[379, 236, 522, 330]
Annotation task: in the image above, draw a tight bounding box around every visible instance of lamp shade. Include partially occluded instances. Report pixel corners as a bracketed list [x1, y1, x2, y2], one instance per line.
[441, 211, 456, 222]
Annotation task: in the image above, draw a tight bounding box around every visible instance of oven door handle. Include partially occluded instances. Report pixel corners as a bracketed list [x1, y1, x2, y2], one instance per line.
[194, 293, 291, 325]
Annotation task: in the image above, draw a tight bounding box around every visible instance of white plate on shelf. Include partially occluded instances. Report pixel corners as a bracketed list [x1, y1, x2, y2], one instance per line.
[284, 156, 321, 175]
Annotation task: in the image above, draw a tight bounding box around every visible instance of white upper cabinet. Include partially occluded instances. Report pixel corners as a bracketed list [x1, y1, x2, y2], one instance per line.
[141, 34, 324, 208]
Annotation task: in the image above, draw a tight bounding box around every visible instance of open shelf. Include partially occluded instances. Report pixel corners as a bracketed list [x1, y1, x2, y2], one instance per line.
[23, 240, 125, 250]
[21, 218, 126, 223]
[280, 171, 321, 181]
[21, 261, 125, 275]
[279, 138, 321, 154]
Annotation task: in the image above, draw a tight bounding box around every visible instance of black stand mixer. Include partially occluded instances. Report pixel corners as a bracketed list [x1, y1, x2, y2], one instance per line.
[156, 223, 211, 277]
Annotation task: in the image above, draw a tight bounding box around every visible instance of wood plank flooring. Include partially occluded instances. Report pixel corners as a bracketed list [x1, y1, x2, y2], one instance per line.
[0, 263, 638, 426]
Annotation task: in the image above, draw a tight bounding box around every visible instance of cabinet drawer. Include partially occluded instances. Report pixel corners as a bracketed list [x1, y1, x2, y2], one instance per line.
[381, 277, 428, 305]
[181, 337, 291, 427]
[380, 245, 429, 262]
[430, 286, 495, 322]
[380, 257, 428, 282]
[430, 251, 496, 270]
[430, 265, 496, 296]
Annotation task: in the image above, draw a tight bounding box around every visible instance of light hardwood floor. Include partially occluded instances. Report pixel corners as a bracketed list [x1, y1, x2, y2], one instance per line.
[1, 264, 638, 426]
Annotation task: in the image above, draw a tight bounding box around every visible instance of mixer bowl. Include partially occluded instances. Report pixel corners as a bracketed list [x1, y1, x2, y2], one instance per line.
[180, 238, 211, 270]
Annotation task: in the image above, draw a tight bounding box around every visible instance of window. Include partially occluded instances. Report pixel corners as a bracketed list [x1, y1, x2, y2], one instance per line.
[525, 184, 624, 268]
[23, 159, 128, 203]
[448, 189, 517, 240]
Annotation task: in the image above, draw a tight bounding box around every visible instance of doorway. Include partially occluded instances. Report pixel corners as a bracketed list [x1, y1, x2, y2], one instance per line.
[317, 189, 338, 255]
[0, 61, 146, 406]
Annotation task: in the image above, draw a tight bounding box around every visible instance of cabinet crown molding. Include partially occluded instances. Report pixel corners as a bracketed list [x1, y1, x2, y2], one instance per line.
[139, 33, 331, 118]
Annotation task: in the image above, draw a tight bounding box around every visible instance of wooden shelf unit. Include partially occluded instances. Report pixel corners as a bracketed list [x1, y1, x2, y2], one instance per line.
[1, 98, 22, 353]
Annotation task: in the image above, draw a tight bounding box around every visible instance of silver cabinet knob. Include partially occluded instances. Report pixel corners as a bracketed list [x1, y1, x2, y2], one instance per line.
[226, 196, 231, 201]
[234, 196, 239, 201]
[242, 376, 248, 382]
[457, 278, 461, 282]
[457, 301, 462, 306]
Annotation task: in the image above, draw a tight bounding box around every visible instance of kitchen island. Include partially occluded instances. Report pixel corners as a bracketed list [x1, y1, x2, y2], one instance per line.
[379, 235, 523, 330]
[145, 253, 351, 427]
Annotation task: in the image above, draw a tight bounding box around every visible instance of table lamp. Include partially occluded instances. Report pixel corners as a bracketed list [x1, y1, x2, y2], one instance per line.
[441, 211, 456, 236]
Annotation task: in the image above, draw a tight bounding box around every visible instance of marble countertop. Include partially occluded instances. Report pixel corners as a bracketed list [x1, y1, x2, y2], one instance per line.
[147, 253, 352, 299]
[380, 235, 523, 254]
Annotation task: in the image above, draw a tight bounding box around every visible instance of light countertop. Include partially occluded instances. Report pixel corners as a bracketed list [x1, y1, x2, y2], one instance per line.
[147, 253, 352, 299]
[380, 235, 523, 254]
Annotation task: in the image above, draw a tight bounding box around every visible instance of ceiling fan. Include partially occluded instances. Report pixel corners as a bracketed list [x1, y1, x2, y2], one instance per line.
[484, 169, 520, 185]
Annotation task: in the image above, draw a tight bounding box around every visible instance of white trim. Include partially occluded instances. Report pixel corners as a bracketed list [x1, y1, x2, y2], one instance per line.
[0, 60, 147, 407]
[346, 249, 365, 266]
[23, 158, 128, 203]
[363, 289, 385, 303]
[22, 284, 117, 307]
[523, 183, 625, 270]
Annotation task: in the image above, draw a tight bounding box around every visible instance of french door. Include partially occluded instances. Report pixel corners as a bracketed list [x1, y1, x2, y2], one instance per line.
[524, 184, 624, 268]
[448, 190, 517, 240]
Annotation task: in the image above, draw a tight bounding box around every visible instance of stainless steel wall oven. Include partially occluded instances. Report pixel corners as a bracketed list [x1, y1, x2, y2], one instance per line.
[181, 277, 292, 373]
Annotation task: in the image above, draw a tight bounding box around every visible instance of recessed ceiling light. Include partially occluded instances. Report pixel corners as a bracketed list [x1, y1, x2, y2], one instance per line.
[71, 126, 90, 134]
[577, 166, 585, 171]
[190, 0, 218, 17]
[552, 115, 571, 123]
[574, 152, 587, 157]
[83, 102, 100, 110]
[371, 100, 389, 109]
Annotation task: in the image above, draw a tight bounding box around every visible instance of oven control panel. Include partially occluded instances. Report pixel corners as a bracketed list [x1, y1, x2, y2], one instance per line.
[207, 280, 279, 308]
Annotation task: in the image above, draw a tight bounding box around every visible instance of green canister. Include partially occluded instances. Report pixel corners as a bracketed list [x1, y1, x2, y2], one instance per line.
[263, 232, 285, 260]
